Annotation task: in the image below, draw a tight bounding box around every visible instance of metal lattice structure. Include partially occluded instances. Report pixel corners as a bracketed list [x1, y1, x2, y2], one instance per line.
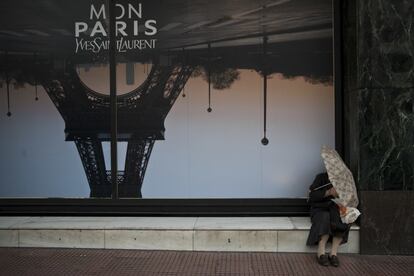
[40, 60, 193, 198]
[74, 137, 110, 197]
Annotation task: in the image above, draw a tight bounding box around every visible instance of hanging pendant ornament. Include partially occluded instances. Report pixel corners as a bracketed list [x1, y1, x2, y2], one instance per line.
[34, 53, 39, 101]
[261, 36, 269, 146]
[182, 48, 186, 98]
[207, 43, 212, 113]
[261, 137, 269, 146]
[261, 70, 268, 146]
[207, 78, 212, 112]
[34, 71, 39, 101]
[35, 83, 39, 101]
[6, 78, 11, 117]
[5, 52, 12, 117]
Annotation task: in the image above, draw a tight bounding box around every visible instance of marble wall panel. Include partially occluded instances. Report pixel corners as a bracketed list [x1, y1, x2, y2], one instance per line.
[358, 0, 414, 89]
[358, 88, 414, 190]
[360, 191, 414, 254]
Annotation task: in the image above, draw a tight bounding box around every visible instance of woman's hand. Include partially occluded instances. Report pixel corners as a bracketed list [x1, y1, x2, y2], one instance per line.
[325, 187, 339, 198]
[337, 203, 347, 216]
[331, 188, 339, 198]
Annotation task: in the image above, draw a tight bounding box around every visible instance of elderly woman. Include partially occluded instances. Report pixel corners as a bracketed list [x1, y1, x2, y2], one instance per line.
[306, 172, 350, 267]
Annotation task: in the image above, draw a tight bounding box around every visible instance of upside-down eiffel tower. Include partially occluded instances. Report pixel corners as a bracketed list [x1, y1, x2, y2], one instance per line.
[39, 57, 193, 198]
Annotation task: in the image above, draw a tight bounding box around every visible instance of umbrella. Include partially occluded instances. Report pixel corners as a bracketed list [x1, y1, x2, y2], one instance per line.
[321, 146, 360, 223]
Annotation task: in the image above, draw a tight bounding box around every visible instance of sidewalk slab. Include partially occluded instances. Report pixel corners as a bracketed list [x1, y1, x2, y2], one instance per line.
[0, 248, 412, 276]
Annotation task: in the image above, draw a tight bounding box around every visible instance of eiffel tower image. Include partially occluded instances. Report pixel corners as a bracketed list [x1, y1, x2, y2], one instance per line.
[4, 53, 193, 198]
[1, 30, 332, 196]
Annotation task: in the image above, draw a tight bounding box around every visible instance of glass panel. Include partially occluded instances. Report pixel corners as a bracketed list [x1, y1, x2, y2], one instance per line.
[0, 0, 334, 199]
[116, 0, 334, 198]
[0, 0, 111, 198]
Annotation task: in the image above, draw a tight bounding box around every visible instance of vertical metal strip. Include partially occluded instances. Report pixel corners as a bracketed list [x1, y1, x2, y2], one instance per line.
[333, 0, 344, 156]
[109, 0, 118, 199]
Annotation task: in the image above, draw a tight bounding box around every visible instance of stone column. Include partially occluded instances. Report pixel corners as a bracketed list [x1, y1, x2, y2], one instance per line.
[342, 0, 414, 254]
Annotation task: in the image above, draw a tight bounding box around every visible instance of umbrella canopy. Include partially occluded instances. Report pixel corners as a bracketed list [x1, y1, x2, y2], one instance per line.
[321, 146, 359, 208]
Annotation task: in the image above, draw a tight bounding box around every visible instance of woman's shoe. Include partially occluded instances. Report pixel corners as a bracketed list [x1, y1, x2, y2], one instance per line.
[317, 254, 329, 266]
[329, 255, 340, 267]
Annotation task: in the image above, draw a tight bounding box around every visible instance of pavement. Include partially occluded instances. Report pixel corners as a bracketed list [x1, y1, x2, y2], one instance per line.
[0, 248, 413, 276]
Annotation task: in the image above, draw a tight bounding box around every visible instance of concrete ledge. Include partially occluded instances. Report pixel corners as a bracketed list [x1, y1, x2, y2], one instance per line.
[19, 229, 105, 249]
[106, 230, 193, 250]
[0, 217, 359, 253]
[0, 230, 19, 247]
[194, 230, 278, 252]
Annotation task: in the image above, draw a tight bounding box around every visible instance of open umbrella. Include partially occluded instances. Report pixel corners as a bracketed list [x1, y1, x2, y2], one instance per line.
[321, 146, 361, 223]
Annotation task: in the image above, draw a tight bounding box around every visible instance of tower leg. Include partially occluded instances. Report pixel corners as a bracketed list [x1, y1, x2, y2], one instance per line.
[121, 139, 155, 198]
[74, 137, 111, 197]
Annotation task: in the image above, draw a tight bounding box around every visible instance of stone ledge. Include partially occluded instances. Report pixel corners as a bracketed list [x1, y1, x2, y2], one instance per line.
[0, 216, 360, 230]
[0, 217, 359, 253]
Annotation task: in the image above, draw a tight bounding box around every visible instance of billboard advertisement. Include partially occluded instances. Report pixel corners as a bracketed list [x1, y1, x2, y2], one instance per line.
[0, 0, 334, 199]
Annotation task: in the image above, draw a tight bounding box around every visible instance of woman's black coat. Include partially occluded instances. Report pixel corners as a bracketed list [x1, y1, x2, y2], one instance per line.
[306, 173, 350, 246]
[308, 173, 334, 215]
